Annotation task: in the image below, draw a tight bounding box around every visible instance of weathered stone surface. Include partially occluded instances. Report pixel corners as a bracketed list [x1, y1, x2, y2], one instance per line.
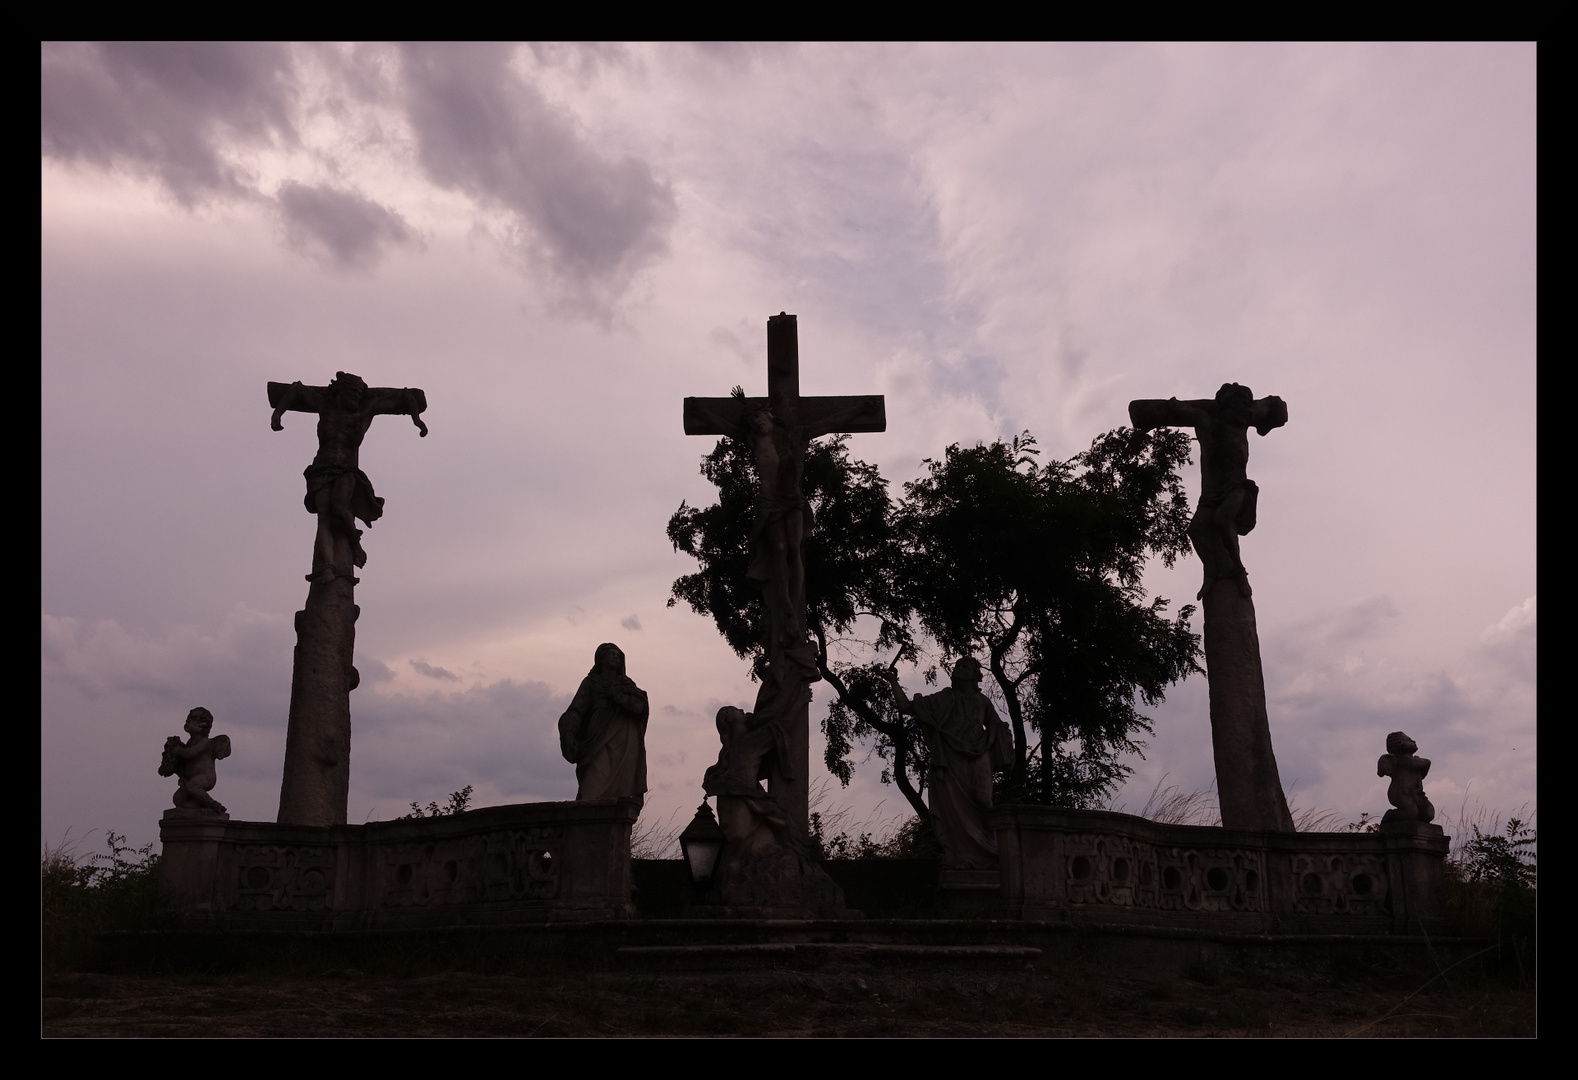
[991, 805, 1451, 935]
[268, 372, 427, 827]
[1130, 384, 1294, 831]
[702, 706, 845, 917]
[684, 313, 884, 831]
[559, 643, 649, 806]
[887, 657, 1013, 870]
[159, 799, 640, 927]
[1200, 579, 1292, 832]
[158, 707, 231, 814]
[1378, 731, 1435, 824]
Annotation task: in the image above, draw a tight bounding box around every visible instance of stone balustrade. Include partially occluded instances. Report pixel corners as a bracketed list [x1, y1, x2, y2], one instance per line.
[160, 799, 639, 929]
[990, 806, 1449, 935]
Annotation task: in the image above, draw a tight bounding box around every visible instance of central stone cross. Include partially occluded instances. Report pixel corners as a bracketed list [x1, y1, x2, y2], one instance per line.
[684, 313, 885, 831]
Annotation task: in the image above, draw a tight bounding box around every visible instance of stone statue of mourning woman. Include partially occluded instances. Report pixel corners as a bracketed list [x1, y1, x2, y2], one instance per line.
[559, 643, 649, 808]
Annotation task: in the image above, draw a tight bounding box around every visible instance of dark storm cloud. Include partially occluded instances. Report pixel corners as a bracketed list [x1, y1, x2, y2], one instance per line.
[409, 658, 460, 682]
[396, 43, 676, 306]
[40, 41, 295, 204]
[276, 180, 415, 269]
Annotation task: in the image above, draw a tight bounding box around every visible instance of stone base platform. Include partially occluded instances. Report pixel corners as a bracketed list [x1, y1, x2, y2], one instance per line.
[91, 916, 1484, 980]
[159, 799, 640, 929]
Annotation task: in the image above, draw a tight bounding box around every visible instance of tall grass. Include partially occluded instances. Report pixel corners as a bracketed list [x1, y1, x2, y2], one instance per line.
[42, 830, 173, 970]
[630, 807, 683, 860]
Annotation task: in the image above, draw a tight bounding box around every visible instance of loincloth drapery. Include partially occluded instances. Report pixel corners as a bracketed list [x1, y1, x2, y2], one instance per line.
[1195, 477, 1260, 535]
[747, 494, 813, 583]
[303, 464, 385, 528]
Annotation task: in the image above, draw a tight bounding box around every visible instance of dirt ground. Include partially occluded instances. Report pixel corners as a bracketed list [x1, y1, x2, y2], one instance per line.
[42, 958, 1534, 1038]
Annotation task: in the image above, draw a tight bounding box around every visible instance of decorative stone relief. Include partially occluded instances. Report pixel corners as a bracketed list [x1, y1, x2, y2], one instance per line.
[1153, 847, 1267, 913]
[1062, 834, 1160, 908]
[232, 844, 335, 912]
[1287, 852, 1390, 916]
[377, 827, 559, 909]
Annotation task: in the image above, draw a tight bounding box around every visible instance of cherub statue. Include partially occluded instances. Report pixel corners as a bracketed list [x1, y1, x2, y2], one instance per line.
[159, 707, 233, 814]
[1377, 731, 1434, 824]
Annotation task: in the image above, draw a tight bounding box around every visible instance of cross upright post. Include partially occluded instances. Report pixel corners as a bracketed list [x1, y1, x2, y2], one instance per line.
[684, 314, 884, 833]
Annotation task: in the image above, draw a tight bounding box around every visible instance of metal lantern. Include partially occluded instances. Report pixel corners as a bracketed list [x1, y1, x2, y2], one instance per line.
[678, 800, 725, 886]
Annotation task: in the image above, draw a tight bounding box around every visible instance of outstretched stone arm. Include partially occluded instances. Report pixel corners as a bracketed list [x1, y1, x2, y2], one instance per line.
[268, 381, 328, 430]
[367, 387, 430, 437]
[800, 396, 887, 439]
[1128, 395, 1289, 436]
[684, 396, 756, 436]
[883, 669, 918, 716]
[1128, 397, 1215, 433]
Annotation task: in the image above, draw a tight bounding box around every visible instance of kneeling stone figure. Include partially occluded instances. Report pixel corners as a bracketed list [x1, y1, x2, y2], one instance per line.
[159, 707, 232, 814]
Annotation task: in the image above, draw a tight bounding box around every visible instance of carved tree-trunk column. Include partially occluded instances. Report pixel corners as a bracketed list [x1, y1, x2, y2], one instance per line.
[1201, 579, 1294, 832]
[278, 531, 359, 826]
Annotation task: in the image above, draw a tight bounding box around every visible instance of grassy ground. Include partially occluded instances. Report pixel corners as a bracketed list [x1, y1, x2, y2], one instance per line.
[41, 952, 1533, 1038]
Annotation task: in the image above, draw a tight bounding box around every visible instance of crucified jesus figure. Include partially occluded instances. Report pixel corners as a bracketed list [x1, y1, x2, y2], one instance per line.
[1130, 383, 1287, 599]
[269, 372, 428, 583]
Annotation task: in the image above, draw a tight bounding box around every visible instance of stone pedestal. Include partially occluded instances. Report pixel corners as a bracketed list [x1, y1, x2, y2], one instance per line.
[710, 793, 848, 918]
[939, 868, 1001, 917]
[1380, 820, 1451, 934]
[159, 809, 230, 914]
[1201, 579, 1294, 832]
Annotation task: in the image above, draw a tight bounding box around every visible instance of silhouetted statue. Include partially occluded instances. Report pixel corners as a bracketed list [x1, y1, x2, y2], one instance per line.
[1378, 731, 1435, 824]
[683, 314, 885, 831]
[887, 657, 1013, 869]
[159, 707, 232, 814]
[269, 371, 428, 582]
[268, 371, 429, 827]
[1130, 383, 1294, 832]
[1131, 383, 1286, 599]
[559, 643, 649, 807]
[701, 705, 845, 914]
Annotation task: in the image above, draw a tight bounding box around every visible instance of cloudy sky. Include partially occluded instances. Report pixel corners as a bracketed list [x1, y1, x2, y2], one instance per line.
[42, 43, 1535, 853]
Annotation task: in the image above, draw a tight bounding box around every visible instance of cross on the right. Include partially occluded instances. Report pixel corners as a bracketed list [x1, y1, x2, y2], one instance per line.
[1130, 383, 1295, 832]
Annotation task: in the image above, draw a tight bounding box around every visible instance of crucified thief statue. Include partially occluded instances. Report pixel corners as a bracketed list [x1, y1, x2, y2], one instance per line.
[268, 371, 427, 826]
[1130, 383, 1294, 832]
[684, 314, 885, 832]
[270, 372, 428, 583]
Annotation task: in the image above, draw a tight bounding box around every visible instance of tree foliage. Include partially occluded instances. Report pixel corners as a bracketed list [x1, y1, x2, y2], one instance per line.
[667, 424, 1202, 815]
[896, 428, 1200, 806]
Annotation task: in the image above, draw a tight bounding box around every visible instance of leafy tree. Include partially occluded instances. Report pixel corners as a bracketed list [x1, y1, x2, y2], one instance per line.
[667, 424, 1201, 816]
[1448, 817, 1537, 973]
[895, 428, 1200, 806]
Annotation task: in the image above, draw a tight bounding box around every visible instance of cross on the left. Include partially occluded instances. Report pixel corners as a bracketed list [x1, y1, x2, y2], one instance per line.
[267, 371, 427, 826]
